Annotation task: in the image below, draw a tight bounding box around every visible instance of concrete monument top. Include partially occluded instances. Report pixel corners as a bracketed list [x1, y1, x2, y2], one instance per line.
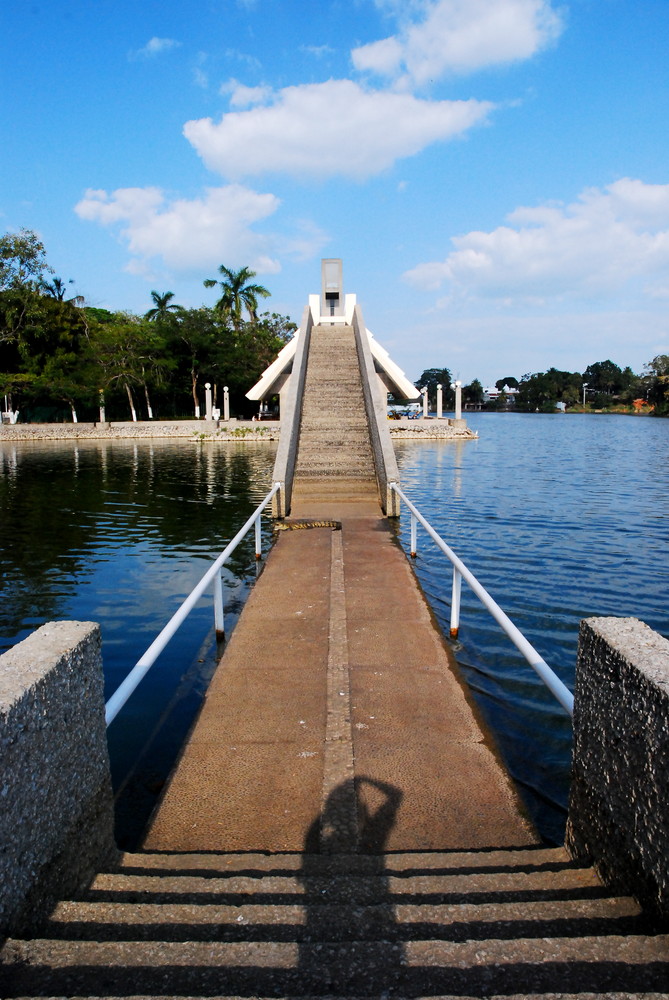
[247, 260, 419, 402]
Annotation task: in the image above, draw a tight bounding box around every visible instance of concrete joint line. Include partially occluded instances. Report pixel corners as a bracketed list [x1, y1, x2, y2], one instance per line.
[320, 529, 358, 853]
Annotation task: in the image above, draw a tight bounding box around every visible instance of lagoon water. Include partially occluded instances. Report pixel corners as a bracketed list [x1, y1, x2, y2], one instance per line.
[1, 413, 667, 844]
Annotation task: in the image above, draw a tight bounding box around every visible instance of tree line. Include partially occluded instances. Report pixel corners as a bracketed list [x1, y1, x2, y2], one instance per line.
[0, 229, 296, 423]
[416, 357, 669, 416]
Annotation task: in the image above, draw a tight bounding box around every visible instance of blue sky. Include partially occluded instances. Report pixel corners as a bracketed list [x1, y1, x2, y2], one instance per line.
[3, 0, 669, 387]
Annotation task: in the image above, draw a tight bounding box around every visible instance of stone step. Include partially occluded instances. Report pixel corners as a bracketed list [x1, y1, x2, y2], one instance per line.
[296, 447, 371, 458]
[296, 445, 372, 459]
[43, 894, 645, 943]
[292, 317, 376, 497]
[295, 465, 373, 476]
[3, 933, 668, 996]
[299, 408, 368, 417]
[294, 458, 373, 469]
[301, 394, 365, 402]
[300, 442, 372, 450]
[3, 847, 665, 997]
[297, 415, 370, 427]
[293, 470, 376, 481]
[83, 864, 607, 903]
[296, 430, 370, 441]
[292, 482, 378, 499]
[116, 846, 572, 874]
[301, 394, 365, 406]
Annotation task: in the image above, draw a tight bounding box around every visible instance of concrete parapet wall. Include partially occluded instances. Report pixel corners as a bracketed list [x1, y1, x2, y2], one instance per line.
[0, 622, 116, 939]
[271, 304, 313, 516]
[566, 616, 669, 918]
[352, 305, 400, 515]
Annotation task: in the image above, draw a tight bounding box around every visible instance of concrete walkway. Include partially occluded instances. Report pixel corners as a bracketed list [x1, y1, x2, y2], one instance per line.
[144, 500, 537, 855]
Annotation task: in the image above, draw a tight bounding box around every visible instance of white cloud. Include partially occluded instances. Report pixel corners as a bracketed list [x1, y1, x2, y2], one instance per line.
[221, 79, 274, 108]
[130, 37, 181, 60]
[282, 219, 330, 261]
[184, 79, 493, 180]
[403, 179, 669, 303]
[224, 48, 262, 70]
[352, 0, 564, 85]
[74, 185, 282, 274]
[300, 44, 336, 59]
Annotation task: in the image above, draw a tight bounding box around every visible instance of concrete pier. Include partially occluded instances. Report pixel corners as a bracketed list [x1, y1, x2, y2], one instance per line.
[144, 501, 536, 854]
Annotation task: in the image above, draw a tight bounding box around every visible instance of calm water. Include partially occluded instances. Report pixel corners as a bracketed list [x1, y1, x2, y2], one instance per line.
[0, 439, 278, 845]
[395, 412, 669, 840]
[1, 416, 667, 844]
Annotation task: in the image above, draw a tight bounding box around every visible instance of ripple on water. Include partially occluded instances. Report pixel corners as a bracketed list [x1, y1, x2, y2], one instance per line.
[396, 413, 669, 842]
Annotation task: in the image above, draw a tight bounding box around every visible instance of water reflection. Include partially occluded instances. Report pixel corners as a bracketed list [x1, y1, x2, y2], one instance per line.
[0, 439, 277, 846]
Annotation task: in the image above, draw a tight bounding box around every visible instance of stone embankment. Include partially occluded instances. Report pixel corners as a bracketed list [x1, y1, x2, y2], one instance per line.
[389, 416, 477, 439]
[0, 417, 476, 443]
[0, 420, 280, 442]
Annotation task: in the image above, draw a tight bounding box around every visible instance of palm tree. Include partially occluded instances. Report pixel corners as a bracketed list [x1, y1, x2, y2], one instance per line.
[203, 266, 270, 327]
[145, 290, 181, 322]
[40, 276, 85, 307]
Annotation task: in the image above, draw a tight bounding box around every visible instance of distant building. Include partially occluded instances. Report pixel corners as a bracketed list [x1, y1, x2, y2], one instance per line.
[482, 385, 519, 405]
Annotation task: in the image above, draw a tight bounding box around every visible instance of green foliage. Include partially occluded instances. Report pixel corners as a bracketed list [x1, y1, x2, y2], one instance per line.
[463, 378, 484, 405]
[495, 376, 519, 390]
[581, 359, 632, 395]
[416, 367, 454, 408]
[644, 355, 669, 415]
[203, 265, 271, 327]
[0, 231, 295, 422]
[84, 306, 116, 324]
[0, 229, 52, 292]
[516, 368, 583, 412]
[145, 290, 181, 322]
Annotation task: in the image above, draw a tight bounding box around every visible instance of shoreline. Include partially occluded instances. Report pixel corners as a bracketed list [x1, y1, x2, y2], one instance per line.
[0, 417, 478, 443]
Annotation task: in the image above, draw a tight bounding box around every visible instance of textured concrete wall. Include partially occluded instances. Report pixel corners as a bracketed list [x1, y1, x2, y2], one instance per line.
[272, 304, 313, 516]
[0, 622, 116, 938]
[352, 304, 400, 515]
[566, 616, 669, 917]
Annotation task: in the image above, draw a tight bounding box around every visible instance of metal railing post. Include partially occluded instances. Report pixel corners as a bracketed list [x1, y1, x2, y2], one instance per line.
[255, 513, 262, 559]
[410, 512, 417, 558]
[392, 483, 574, 717]
[105, 482, 280, 727]
[450, 567, 461, 639]
[214, 570, 225, 642]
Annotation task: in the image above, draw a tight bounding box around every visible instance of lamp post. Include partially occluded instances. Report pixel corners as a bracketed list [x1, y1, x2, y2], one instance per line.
[436, 383, 443, 419]
[451, 380, 462, 420]
[582, 382, 589, 408]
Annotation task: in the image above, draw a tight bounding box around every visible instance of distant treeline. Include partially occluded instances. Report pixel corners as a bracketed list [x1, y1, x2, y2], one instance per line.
[414, 357, 669, 416]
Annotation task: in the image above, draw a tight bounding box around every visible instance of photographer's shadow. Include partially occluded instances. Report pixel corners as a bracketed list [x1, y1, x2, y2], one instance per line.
[298, 776, 404, 993]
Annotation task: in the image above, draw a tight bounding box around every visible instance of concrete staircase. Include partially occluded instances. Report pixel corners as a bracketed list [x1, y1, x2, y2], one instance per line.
[2, 846, 668, 996]
[292, 324, 378, 502]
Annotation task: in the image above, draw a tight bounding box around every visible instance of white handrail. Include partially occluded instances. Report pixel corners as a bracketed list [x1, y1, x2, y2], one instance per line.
[390, 482, 574, 717]
[105, 482, 281, 726]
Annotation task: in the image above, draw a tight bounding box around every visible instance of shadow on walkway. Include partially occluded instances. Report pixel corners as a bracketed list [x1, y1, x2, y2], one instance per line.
[298, 776, 403, 993]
